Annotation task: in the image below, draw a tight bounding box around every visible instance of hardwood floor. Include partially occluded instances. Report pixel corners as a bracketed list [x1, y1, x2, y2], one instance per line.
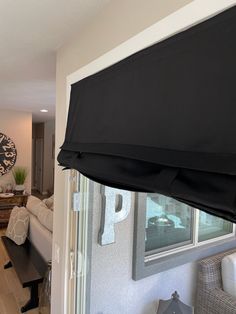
[0, 229, 39, 314]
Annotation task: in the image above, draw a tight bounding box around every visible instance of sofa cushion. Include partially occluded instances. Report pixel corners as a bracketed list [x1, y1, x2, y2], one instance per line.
[43, 195, 54, 210]
[36, 202, 53, 232]
[222, 253, 236, 297]
[6, 206, 30, 245]
[26, 195, 42, 216]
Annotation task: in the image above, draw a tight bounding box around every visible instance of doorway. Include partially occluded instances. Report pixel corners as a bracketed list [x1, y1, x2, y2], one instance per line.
[35, 138, 44, 193]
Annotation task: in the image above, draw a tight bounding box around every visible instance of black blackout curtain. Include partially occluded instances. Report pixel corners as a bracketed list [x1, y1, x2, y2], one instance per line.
[58, 6, 236, 222]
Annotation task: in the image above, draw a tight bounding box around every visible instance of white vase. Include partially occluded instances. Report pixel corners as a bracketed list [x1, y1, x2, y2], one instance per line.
[15, 184, 25, 192]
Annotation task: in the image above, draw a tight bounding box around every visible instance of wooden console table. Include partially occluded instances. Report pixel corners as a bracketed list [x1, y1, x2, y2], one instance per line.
[0, 194, 28, 228]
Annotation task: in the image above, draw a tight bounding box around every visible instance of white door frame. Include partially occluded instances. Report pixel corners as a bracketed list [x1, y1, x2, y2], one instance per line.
[63, 1, 236, 312]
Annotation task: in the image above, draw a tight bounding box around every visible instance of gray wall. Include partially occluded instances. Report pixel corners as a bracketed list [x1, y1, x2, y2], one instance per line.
[90, 185, 197, 314]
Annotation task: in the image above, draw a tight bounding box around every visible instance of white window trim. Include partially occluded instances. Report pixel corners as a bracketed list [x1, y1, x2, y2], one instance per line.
[145, 208, 236, 263]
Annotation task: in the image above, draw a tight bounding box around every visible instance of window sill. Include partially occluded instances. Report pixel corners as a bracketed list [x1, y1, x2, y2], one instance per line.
[133, 236, 236, 280]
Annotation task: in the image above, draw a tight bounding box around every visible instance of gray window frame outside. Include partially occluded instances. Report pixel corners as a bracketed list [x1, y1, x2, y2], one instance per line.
[132, 192, 236, 281]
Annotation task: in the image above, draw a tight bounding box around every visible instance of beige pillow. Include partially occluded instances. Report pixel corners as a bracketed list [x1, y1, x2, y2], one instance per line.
[36, 202, 53, 232]
[27, 195, 42, 216]
[222, 253, 236, 297]
[43, 195, 54, 210]
[6, 206, 30, 245]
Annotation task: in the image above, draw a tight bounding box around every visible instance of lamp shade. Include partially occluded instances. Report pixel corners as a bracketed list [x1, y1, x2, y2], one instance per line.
[157, 291, 193, 314]
[58, 6, 236, 222]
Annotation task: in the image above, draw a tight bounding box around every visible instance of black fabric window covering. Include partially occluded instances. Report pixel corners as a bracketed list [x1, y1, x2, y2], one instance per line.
[58, 6, 236, 222]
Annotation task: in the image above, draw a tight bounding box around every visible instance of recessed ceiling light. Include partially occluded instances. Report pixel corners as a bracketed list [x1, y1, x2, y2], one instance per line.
[40, 109, 48, 113]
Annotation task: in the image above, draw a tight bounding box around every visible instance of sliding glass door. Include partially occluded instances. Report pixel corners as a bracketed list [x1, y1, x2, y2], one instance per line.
[65, 171, 92, 314]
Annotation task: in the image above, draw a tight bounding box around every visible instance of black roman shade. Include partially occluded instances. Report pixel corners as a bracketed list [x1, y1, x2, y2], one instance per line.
[58, 6, 236, 222]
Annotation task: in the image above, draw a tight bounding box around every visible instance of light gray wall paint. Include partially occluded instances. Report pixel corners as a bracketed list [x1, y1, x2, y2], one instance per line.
[90, 184, 197, 314]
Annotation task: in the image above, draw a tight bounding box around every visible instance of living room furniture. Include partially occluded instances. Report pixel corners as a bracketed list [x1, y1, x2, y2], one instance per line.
[222, 253, 236, 297]
[26, 195, 53, 262]
[1, 236, 47, 313]
[196, 248, 236, 314]
[0, 194, 28, 227]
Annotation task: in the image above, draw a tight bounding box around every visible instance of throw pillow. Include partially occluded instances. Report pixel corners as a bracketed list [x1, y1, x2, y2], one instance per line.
[26, 195, 42, 216]
[43, 195, 54, 210]
[36, 202, 53, 232]
[222, 253, 236, 297]
[6, 206, 30, 245]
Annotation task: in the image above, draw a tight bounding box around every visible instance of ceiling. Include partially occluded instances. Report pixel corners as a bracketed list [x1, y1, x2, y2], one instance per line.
[0, 0, 111, 122]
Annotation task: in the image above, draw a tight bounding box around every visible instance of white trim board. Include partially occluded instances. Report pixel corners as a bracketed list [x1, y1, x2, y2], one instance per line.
[67, 0, 236, 86]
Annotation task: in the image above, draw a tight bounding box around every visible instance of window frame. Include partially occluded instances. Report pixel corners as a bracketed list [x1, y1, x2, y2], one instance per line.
[132, 192, 236, 281]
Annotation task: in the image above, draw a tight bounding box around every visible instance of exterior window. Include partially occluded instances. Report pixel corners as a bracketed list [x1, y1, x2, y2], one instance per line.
[145, 194, 193, 253]
[144, 193, 235, 261]
[133, 192, 236, 280]
[198, 211, 233, 242]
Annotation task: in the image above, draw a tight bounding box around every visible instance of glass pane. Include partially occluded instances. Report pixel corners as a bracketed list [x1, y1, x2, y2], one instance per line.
[145, 193, 193, 253]
[198, 211, 233, 242]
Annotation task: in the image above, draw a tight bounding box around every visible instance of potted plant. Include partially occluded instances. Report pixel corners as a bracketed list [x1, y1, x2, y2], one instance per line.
[12, 167, 28, 194]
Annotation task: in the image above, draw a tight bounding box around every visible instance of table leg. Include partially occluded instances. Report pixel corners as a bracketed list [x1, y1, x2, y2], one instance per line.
[21, 284, 39, 313]
[4, 261, 12, 269]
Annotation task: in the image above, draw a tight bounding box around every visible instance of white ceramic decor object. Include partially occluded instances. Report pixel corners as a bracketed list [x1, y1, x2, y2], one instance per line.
[15, 184, 25, 192]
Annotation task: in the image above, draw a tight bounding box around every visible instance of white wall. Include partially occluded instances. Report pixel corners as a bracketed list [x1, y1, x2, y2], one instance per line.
[53, 1, 193, 313]
[0, 109, 32, 192]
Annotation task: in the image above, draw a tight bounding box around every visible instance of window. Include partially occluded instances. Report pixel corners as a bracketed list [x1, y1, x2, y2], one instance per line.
[145, 193, 235, 261]
[145, 194, 193, 254]
[133, 192, 236, 280]
[198, 211, 233, 242]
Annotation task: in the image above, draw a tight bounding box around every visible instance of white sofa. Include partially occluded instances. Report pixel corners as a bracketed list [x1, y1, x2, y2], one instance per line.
[26, 195, 53, 262]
